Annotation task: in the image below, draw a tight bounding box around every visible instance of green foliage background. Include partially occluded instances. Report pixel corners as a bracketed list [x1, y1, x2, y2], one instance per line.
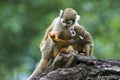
[0, 0, 120, 80]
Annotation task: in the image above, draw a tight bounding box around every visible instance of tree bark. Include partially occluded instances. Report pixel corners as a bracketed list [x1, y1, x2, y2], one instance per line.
[34, 51, 120, 80]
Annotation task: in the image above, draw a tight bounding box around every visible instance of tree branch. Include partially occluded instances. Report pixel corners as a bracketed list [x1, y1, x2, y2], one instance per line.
[34, 51, 120, 80]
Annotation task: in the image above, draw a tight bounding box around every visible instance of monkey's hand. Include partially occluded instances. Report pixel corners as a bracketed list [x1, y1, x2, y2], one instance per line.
[48, 31, 58, 40]
[48, 32, 70, 44]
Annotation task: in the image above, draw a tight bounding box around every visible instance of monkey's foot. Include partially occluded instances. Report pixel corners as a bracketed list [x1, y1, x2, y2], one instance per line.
[70, 50, 85, 55]
[79, 52, 86, 56]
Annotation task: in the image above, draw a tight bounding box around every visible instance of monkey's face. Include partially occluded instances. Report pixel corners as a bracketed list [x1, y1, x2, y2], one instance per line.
[60, 8, 77, 28]
[60, 17, 75, 27]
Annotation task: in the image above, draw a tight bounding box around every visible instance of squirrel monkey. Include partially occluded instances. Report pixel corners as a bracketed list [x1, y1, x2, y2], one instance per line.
[46, 8, 94, 56]
[69, 25, 94, 56]
[28, 8, 79, 80]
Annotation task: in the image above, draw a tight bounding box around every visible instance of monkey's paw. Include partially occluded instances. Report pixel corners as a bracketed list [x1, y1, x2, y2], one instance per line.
[49, 32, 58, 40]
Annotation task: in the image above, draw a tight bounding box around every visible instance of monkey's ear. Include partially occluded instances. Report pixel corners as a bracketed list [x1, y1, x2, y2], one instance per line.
[74, 15, 80, 25]
[59, 9, 63, 18]
[76, 15, 80, 21]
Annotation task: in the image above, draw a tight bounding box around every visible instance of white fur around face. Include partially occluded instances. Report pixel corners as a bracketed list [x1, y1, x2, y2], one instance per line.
[73, 14, 80, 26]
[76, 15, 80, 21]
[59, 9, 63, 17]
[52, 17, 61, 32]
[60, 18, 67, 26]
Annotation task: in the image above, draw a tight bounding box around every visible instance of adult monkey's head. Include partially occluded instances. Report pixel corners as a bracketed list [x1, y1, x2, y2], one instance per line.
[59, 8, 80, 27]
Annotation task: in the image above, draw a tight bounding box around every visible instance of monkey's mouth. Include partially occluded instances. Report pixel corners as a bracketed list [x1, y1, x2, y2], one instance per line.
[62, 23, 67, 27]
[62, 23, 72, 28]
[62, 23, 69, 28]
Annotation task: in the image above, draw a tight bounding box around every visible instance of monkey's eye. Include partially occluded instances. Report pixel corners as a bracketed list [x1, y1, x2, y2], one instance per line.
[62, 20, 65, 23]
[70, 30, 76, 37]
[70, 27, 74, 31]
[74, 13, 77, 16]
[61, 18, 66, 23]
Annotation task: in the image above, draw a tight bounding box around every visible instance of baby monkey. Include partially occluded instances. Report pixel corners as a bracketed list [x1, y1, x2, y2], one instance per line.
[69, 26, 94, 56]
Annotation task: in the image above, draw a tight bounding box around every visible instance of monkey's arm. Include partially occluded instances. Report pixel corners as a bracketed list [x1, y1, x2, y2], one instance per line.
[40, 18, 58, 50]
[48, 32, 71, 44]
[82, 31, 94, 56]
[83, 42, 93, 56]
[40, 17, 59, 45]
[41, 25, 53, 43]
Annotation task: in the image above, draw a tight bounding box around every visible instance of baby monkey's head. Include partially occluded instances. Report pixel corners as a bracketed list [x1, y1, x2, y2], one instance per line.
[59, 8, 80, 27]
